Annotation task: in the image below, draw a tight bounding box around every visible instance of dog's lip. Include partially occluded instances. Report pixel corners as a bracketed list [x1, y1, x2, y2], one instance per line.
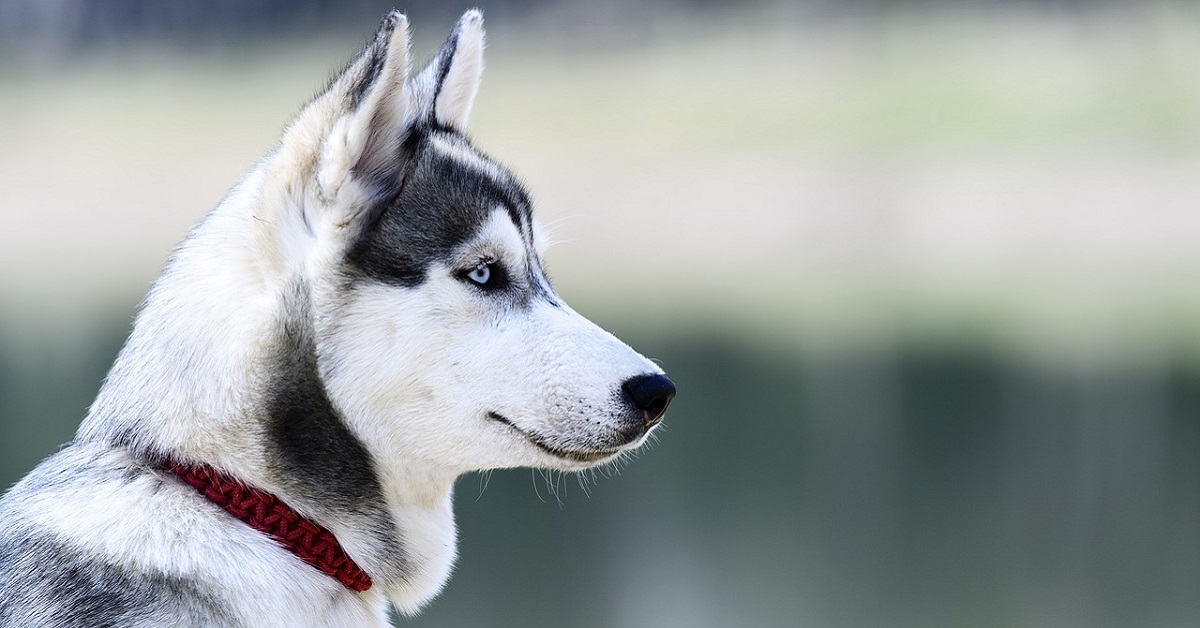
[486, 411, 623, 463]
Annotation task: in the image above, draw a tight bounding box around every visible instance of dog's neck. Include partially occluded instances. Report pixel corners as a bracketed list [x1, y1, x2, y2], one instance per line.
[160, 454, 374, 591]
[74, 181, 463, 613]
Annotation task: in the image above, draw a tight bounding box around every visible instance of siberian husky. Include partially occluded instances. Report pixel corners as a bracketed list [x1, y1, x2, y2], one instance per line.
[0, 10, 674, 627]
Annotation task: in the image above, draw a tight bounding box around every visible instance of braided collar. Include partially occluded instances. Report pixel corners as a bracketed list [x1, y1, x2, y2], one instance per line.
[160, 456, 373, 592]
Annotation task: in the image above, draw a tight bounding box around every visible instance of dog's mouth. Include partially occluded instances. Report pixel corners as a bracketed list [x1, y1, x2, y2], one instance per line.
[486, 411, 624, 463]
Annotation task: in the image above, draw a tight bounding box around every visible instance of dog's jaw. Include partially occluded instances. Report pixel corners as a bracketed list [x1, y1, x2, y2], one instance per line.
[486, 411, 637, 466]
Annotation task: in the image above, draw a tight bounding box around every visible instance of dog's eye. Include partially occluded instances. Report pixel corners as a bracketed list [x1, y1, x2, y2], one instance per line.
[467, 263, 491, 285]
[458, 260, 507, 291]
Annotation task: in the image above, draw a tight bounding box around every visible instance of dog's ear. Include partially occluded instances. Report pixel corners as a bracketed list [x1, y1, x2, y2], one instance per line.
[409, 9, 485, 133]
[314, 11, 411, 211]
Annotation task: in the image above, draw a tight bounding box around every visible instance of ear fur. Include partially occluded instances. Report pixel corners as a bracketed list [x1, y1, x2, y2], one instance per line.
[409, 9, 485, 133]
[316, 12, 411, 210]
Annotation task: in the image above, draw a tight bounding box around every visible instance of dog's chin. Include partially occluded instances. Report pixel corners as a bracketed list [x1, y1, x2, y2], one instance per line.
[486, 411, 639, 469]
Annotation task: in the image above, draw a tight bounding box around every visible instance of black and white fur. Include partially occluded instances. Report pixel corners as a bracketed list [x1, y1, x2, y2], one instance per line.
[0, 11, 674, 627]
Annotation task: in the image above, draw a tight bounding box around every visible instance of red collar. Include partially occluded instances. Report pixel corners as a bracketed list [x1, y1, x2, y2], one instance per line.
[161, 456, 373, 592]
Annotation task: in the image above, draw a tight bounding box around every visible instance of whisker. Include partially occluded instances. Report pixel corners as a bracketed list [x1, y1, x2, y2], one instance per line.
[531, 469, 547, 503]
[475, 470, 493, 501]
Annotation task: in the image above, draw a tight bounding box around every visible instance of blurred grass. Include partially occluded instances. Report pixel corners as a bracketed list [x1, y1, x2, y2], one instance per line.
[2, 5, 1200, 361]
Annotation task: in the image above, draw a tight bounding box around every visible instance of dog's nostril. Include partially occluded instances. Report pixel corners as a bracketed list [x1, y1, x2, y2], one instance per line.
[622, 373, 676, 427]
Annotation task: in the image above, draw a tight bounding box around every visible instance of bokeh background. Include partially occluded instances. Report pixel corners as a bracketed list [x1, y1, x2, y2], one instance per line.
[2, 1, 1200, 626]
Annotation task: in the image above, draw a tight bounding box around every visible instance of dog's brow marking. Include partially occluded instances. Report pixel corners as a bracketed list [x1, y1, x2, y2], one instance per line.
[429, 134, 508, 186]
[429, 132, 534, 240]
[475, 208, 527, 262]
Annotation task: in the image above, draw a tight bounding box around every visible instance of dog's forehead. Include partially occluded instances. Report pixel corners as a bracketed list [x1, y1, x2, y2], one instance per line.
[345, 130, 535, 287]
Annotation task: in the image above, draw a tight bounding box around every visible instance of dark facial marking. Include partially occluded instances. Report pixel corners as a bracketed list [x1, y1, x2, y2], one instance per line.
[346, 131, 534, 289]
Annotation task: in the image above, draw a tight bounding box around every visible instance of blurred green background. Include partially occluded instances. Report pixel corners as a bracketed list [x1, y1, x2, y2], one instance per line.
[3, 1, 1200, 626]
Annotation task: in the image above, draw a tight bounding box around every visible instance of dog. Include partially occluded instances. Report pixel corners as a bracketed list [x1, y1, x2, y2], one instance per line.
[0, 10, 674, 627]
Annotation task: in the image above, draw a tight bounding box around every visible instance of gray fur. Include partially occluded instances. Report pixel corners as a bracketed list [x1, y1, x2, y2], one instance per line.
[0, 449, 238, 627]
[0, 537, 234, 628]
[262, 279, 411, 584]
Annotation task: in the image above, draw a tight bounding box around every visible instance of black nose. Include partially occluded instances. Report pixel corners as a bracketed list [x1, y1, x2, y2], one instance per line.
[622, 373, 676, 428]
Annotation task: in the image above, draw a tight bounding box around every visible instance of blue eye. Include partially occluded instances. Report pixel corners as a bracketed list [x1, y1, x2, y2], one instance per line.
[458, 259, 508, 291]
[466, 262, 491, 285]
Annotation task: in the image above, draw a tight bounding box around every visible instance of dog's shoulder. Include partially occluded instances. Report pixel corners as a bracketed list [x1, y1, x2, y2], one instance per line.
[0, 445, 240, 627]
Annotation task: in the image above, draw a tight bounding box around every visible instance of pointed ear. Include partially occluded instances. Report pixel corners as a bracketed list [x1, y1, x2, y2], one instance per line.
[409, 10, 485, 133]
[316, 12, 411, 206]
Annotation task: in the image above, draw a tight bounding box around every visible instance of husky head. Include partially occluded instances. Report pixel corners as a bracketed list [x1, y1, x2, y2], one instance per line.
[78, 10, 674, 610]
[292, 10, 675, 475]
